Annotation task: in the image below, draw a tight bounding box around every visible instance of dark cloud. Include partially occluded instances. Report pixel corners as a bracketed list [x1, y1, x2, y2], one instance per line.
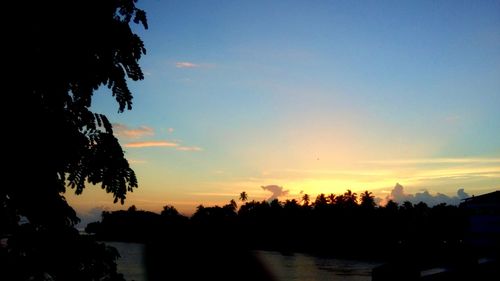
[457, 188, 469, 199]
[384, 183, 469, 206]
[261, 185, 289, 201]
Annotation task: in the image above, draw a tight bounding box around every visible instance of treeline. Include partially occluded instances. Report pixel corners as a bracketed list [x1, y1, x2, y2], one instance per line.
[86, 190, 469, 262]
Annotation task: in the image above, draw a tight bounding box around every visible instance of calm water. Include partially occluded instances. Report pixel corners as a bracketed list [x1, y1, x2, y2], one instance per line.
[107, 242, 382, 281]
[254, 250, 382, 281]
[106, 242, 147, 281]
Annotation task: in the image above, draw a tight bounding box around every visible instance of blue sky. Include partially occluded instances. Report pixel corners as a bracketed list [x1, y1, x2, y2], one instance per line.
[69, 0, 500, 216]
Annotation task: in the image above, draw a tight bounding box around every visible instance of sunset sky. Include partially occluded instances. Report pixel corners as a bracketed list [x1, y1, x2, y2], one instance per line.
[68, 0, 500, 219]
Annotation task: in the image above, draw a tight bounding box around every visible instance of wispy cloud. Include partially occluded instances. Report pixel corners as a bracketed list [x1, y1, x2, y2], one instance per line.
[113, 123, 154, 139]
[176, 146, 202, 152]
[124, 140, 202, 151]
[114, 124, 202, 150]
[125, 141, 178, 148]
[362, 158, 500, 165]
[128, 159, 147, 164]
[403, 167, 500, 185]
[175, 62, 200, 68]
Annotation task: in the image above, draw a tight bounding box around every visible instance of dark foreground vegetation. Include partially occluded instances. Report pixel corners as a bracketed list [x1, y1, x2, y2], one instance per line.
[3, 1, 146, 280]
[88, 191, 464, 258]
[87, 190, 500, 280]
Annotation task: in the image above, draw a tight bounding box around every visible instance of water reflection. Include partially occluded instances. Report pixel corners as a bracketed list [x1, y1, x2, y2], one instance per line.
[254, 250, 383, 281]
[107, 242, 382, 281]
[106, 241, 147, 281]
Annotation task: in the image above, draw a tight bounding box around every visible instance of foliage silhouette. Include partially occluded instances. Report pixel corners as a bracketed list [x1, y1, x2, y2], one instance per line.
[89, 191, 500, 280]
[90, 190, 479, 264]
[239, 191, 248, 202]
[360, 190, 376, 210]
[313, 193, 328, 208]
[3, 1, 147, 280]
[302, 193, 310, 207]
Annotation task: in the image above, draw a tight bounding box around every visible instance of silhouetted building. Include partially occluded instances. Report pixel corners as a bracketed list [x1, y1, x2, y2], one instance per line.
[460, 190, 500, 253]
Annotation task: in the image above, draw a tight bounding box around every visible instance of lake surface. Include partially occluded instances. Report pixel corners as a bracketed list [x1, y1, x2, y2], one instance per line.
[107, 242, 382, 281]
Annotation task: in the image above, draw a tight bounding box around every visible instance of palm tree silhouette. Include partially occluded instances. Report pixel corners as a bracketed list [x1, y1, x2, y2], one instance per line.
[360, 190, 376, 209]
[302, 194, 310, 206]
[344, 189, 358, 207]
[228, 199, 237, 212]
[239, 191, 248, 202]
[327, 193, 336, 205]
[314, 193, 328, 208]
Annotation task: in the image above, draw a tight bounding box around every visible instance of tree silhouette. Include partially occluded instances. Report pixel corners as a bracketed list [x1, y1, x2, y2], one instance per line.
[239, 191, 248, 202]
[88, 188, 475, 273]
[314, 193, 328, 207]
[360, 190, 376, 209]
[270, 198, 282, 209]
[227, 199, 238, 213]
[327, 193, 336, 205]
[283, 199, 301, 214]
[401, 201, 414, 211]
[335, 194, 346, 207]
[160, 205, 188, 226]
[385, 200, 399, 212]
[8, 0, 146, 229]
[344, 189, 358, 208]
[302, 194, 310, 207]
[3, 1, 147, 280]
[161, 205, 180, 217]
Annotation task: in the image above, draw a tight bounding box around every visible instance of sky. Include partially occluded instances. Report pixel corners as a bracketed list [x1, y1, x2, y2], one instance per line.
[67, 0, 500, 220]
